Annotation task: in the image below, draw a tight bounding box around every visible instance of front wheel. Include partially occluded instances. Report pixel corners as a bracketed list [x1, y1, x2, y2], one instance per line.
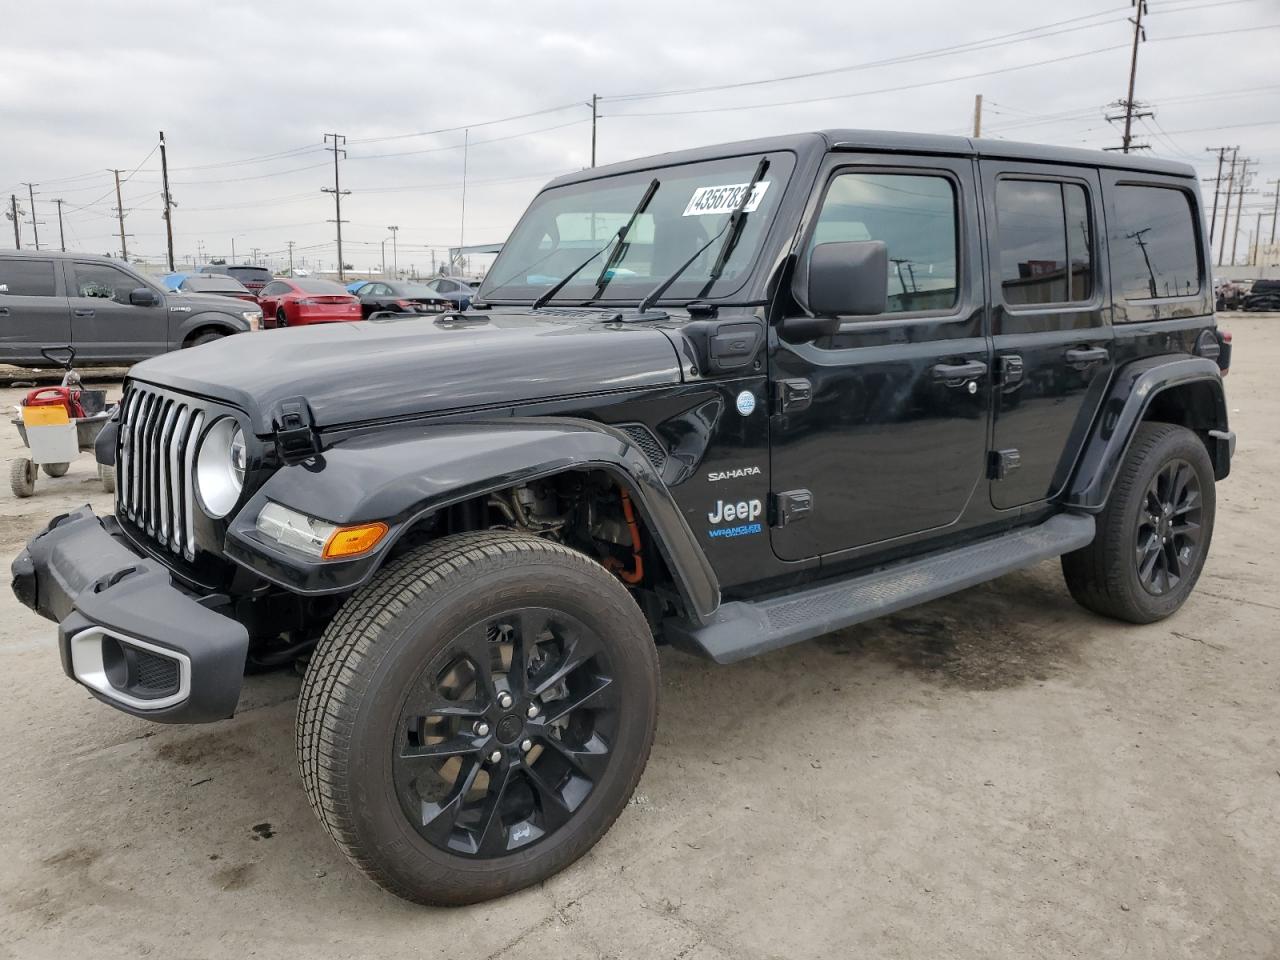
[297, 531, 659, 905]
[1062, 422, 1216, 623]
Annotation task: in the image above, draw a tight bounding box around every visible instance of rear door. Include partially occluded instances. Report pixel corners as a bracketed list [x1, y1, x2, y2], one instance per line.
[67, 260, 167, 361]
[981, 162, 1112, 508]
[0, 256, 70, 364]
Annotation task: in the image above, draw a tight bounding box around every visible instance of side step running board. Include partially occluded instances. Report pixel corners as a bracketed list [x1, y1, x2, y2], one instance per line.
[666, 513, 1095, 664]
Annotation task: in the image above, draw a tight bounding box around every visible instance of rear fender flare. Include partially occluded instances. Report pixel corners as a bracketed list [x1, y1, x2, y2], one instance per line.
[223, 417, 720, 622]
[1066, 355, 1229, 512]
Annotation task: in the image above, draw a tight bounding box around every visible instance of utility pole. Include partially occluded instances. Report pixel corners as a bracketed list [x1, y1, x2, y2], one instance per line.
[111, 168, 128, 260]
[381, 239, 387, 276]
[1204, 146, 1232, 244]
[159, 130, 176, 272]
[288, 240, 295, 277]
[53, 198, 66, 251]
[251, 246, 260, 264]
[1253, 211, 1263, 265]
[387, 225, 399, 278]
[590, 93, 599, 166]
[1230, 158, 1255, 266]
[8, 194, 20, 249]
[231, 237, 237, 263]
[322, 132, 350, 281]
[973, 94, 983, 138]
[1267, 179, 1280, 247]
[458, 129, 469, 270]
[1217, 148, 1239, 266]
[1119, 0, 1147, 153]
[23, 183, 39, 250]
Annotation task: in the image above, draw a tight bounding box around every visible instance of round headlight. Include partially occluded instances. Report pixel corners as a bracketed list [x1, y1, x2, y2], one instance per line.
[196, 417, 245, 518]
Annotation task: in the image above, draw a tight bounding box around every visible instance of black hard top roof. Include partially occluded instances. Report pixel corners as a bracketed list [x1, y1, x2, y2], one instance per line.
[547, 129, 1195, 188]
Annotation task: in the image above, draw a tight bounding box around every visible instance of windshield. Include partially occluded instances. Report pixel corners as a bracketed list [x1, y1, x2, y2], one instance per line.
[481, 151, 794, 304]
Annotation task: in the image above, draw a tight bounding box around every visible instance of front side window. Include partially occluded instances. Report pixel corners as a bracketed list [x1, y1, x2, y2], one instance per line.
[482, 151, 795, 304]
[995, 180, 1093, 307]
[72, 262, 141, 302]
[809, 172, 959, 315]
[0, 259, 57, 297]
[1111, 184, 1201, 301]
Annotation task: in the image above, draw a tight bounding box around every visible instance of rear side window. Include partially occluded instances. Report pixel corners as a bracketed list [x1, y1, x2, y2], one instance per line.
[227, 266, 272, 284]
[0, 259, 57, 297]
[810, 172, 959, 315]
[1111, 185, 1201, 301]
[995, 180, 1093, 307]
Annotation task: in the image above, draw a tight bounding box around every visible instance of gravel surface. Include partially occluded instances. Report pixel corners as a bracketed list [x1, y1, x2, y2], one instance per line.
[0, 319, 1275, 959]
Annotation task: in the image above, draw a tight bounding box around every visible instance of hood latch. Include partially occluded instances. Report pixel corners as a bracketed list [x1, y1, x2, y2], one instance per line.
[273, 397, 319, 464]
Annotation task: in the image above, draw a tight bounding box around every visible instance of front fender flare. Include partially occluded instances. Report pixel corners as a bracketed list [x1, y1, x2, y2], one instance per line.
[223, 417, 720, 622]
[1066, 355, 1229, 512]
[173, 311, 249, 343]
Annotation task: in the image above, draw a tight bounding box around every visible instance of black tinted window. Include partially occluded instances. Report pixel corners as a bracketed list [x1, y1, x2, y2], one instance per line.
[996, 180, 1093, 306]
[72, 262, 142, 302]
[227, 266, 272, 283]
[811, 172, 958, 314]
[0, 259, 57, 297]
[1111, 185, 1201, 300]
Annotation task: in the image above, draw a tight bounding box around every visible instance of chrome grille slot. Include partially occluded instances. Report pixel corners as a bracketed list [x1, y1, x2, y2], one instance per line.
[115, 385, 208, 561]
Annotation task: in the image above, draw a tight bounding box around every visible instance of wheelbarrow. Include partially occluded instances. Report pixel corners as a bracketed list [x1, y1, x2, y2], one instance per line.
[9, 347, 117, 497]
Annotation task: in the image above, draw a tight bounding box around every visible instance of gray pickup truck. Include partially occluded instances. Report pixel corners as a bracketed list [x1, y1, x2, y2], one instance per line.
[0, 251, 261, 366]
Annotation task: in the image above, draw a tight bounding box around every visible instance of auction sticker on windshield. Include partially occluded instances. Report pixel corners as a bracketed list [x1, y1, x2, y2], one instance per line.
[683, 181, 770, 217]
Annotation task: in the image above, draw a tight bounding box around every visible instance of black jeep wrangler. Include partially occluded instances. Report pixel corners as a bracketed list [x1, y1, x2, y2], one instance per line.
[12, 130, 1234, 906]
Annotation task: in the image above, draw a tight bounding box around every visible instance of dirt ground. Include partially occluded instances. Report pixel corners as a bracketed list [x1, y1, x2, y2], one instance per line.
[0, 319, 1276, 960]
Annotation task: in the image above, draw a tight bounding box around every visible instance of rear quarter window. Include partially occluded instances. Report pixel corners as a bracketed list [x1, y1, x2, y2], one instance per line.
[0, 259, 58, 297]
[1110, 184, 1201, 302]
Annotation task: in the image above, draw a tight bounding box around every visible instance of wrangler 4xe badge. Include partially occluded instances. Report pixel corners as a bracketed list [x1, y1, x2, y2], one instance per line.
[707, 498, 764, 539]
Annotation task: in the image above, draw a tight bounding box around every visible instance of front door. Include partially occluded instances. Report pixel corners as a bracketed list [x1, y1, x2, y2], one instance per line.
[0, 256, 71, 364]
[980, 163, 1113, 508]
[66, 259, 167, 361]
[769, 154, 991, 562]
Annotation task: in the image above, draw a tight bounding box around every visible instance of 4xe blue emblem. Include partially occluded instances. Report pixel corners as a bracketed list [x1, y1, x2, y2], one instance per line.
[736, 390, 756, 416]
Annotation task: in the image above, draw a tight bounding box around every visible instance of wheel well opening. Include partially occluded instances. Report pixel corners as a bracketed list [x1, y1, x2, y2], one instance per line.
[183, 323, 231, 346]
[1143, 380, 1229, 475]
[393, 470, 684, 632]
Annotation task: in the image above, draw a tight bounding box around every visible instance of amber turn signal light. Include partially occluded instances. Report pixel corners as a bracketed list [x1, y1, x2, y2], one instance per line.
[322, 521, 389, 559]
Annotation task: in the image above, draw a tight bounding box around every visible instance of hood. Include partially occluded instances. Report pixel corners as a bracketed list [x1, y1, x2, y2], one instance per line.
[130, 308, 684, 434]
[172, 292, 257, 313]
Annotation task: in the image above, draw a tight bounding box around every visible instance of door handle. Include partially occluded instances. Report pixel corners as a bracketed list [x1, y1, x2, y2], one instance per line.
[73, 308, 96, 318]
[932, 360, 988, 383]
[1065, 346, 1108, 367]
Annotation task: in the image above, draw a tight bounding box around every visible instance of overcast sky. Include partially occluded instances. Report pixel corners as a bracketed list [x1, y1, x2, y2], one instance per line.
[1, 0, 1276, 273]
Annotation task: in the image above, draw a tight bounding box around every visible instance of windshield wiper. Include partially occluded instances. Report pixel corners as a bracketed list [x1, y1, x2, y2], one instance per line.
[637, 157, 770, 315]
[590, 178, 660, 300]
[532, 178, 661, 311]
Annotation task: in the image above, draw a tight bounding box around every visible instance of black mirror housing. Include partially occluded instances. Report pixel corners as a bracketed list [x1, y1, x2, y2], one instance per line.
[130, 287, 160, 306]
[808, 240, 888, 318]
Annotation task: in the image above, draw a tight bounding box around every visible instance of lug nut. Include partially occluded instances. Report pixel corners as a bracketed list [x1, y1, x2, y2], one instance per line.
[498, 692, 514, 709]
[526, 703, 539, 719]
[489, 750, 502, 764]
[474, 722, 490, 737]
[520, 739, 533, 752]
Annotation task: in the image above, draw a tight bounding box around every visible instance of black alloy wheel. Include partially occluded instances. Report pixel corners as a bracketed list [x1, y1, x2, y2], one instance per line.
[276, 308, 288, 328]
[1134, 458, 1202, 596]
[393, 606, 617, 858]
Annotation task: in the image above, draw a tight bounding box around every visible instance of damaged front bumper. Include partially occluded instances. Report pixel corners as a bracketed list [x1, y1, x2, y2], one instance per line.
[11, 506, 249, 723]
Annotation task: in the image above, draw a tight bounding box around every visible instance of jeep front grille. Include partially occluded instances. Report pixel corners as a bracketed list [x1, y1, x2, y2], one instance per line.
[116, 385, 205, 561]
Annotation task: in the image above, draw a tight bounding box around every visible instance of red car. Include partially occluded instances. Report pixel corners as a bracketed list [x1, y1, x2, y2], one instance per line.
[257, 278, 363, 328]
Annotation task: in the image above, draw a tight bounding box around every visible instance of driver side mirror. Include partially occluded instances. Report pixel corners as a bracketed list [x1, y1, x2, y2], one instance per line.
[809, 240, 888, 318]
[781, 240, 888, 342]
[130, 287, 160, 307]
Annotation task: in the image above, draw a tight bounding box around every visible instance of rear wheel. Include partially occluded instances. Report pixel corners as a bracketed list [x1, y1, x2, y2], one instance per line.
[1062, 422, 1216, 623]
[276, 308, 288, 328]
[41, 462, 70, 478]
[10, 458, 36, 498]
[297, 531, 659, 905]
